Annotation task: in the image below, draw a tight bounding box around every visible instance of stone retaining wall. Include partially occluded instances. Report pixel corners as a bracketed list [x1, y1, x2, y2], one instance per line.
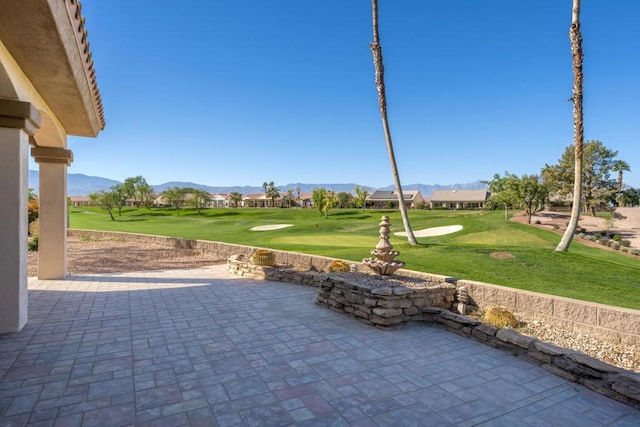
[458, 279, 640, 345]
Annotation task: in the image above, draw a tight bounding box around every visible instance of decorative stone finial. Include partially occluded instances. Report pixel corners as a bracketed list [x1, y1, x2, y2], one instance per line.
[362, 216, 405, 275]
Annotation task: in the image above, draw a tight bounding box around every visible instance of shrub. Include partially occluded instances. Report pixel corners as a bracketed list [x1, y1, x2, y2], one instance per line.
[613, 234, 622, 242]
[482, 307, 518, 329]
[250, 249, 276, 266]
[577, 233, 585, 239]
[594, 233, 601, 240]
[28, 218, 39, 237]
[621, 247, 629, 253]
[27, 235, 39, 252]
[28, 199, 39, 224]
[534, 220, 542, 225]
[598, 238, 609, 245]
[328, 260, 350, 273]
[621, 240, 631, 247]
[552, 224, 559, 230]
[609, 241, 620, 250]
[630, 249, 640, 256]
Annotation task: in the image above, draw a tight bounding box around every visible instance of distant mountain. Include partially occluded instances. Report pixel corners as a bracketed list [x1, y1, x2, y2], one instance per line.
[29, 171, 120, 195]
[27, 170, 486, 197]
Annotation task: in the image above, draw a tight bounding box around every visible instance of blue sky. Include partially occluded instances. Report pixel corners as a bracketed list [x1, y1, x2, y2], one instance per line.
[43, 1, 640, 189]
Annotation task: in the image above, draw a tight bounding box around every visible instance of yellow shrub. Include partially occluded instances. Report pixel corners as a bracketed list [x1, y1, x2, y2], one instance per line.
[250, 249, 276, 266]
[329, 260, 350, 272]
[482, 306, 518, 329]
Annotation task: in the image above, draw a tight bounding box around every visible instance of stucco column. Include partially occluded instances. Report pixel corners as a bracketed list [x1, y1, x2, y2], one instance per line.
[32, 147, 73, 280]
[0, 99, 40, 333]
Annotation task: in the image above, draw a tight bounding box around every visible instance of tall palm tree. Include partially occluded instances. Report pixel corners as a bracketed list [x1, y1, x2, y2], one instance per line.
[556, 0, 584, 252]
[262, 181, 268, 207]
[369, 0, 417, 245]
[612, 160, 630, 196]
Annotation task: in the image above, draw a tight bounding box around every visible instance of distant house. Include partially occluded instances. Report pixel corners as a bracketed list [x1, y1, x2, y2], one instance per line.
[209, 193, 230, 208]
[429, 189, 489, 209]
[367, 190, 425, 209]
[69, 195, 92, 207]
[243, 193, 269, 208]
[296, 192, 314, 208]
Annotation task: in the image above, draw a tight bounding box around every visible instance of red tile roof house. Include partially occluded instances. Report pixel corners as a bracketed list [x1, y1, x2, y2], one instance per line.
[366, 190, 425, 209]
[429, 189, 490, 209]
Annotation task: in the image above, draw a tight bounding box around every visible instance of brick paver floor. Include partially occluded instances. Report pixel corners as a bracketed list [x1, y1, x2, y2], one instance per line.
[1, 265, 639, 426]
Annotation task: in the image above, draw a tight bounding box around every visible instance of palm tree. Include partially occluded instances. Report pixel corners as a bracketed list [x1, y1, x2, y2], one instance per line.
[612, 160, 630, 200]
[556, 0, 583, 252]
[229, 191, 243, 208]
[369, 0, 417, 245]
[262, 182, 268, 207]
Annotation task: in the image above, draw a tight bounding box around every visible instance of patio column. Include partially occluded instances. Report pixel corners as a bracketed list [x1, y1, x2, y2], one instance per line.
[0, 99, 40, 333]
[32, 147, 73, 280]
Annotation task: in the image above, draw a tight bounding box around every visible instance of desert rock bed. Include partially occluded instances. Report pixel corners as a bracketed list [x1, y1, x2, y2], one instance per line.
[27, 234, 639, 373]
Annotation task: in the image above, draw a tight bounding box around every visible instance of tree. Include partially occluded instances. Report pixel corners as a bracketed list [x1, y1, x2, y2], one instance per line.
[619, 188, 640, 207]
[487, 173, 520, 220]
[612, 160, 631, 204]
[312, 188, 337, 219]
[262, 181, 269, 206]
[266, 182, 279, 207]
[491, 173, 549, 224]
[369, 0, 417, 245]
[162, 187, 188, 215]
[336, 192, 351, 209]
[90, 190, 120, 221]
[544, 141, 618, 217]
[189, 189, 211, 214]
[353, 186, 370, 213]
[556, 0, 584, 252]
[111, 183, 128, 216]
[229, 192, 243, 208]
[123, 176, 153, 208]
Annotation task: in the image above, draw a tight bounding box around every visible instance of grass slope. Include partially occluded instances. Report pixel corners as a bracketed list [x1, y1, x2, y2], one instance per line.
[69, 207, 640, 309]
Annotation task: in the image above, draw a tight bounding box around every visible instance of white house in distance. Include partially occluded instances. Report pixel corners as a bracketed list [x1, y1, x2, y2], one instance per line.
[367, 190, 425, 209]
[429, 189, 490, 209]
[0, 0, 105, 332]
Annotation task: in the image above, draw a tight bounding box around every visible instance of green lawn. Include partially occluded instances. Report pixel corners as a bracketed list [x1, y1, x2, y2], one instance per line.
[69, 207, 640, 310]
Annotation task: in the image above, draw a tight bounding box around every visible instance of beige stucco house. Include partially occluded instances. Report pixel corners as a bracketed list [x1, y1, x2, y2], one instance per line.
[0, 0, 105, 332]
[367, 190, 425, 209]
[429, 189, 489, 209]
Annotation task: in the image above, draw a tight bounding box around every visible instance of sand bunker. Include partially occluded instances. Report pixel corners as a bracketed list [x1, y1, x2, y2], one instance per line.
[395, 225, 463, 237]
[250, 224, 293, 231]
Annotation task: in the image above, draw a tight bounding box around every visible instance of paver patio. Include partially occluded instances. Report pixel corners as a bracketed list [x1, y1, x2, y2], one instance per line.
[1, 265, 639, 426]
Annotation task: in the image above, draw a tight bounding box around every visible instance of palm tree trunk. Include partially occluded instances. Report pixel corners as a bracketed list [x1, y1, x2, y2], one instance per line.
[369, 0, 417, 245]
[556, 0, 583, 252]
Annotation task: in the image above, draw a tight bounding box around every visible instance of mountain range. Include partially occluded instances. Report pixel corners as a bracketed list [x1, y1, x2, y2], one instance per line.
[28, 170, 487, 198]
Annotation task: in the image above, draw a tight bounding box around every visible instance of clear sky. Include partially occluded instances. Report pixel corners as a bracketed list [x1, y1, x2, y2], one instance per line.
[42, 1, 640, 189]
